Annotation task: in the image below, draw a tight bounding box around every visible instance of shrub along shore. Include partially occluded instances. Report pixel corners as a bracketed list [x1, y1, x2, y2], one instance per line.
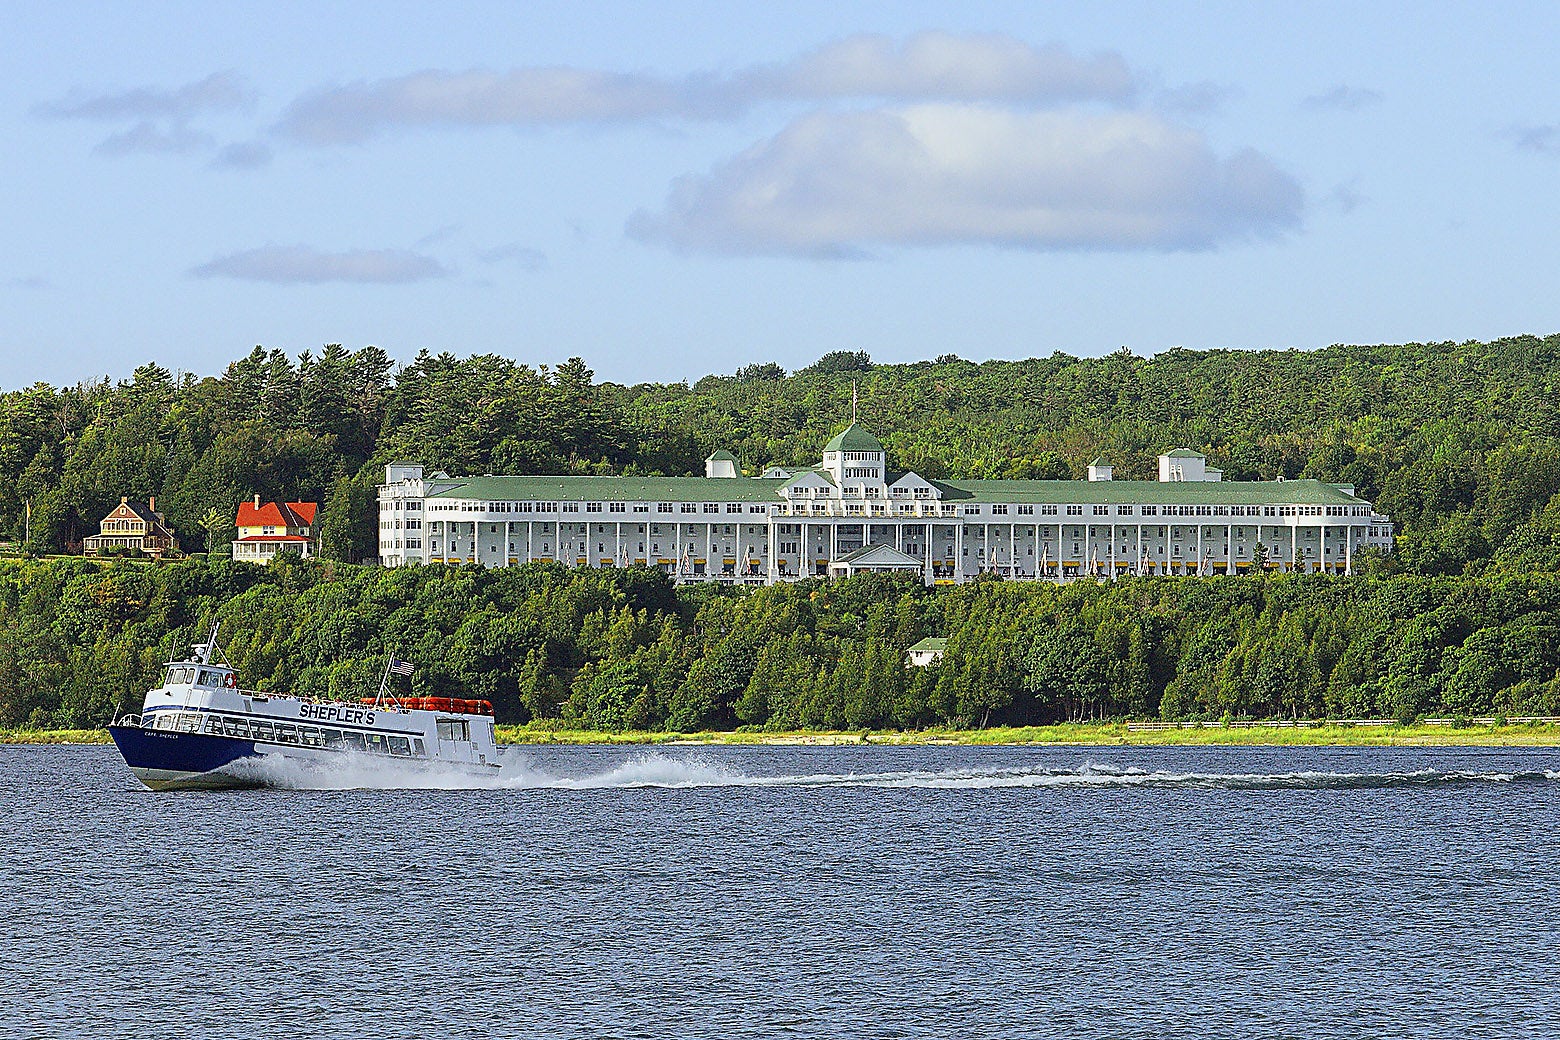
[10, 721, 1560, 747]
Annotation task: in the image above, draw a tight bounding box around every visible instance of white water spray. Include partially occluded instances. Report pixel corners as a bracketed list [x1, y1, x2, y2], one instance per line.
[223, 751, 1560, 793]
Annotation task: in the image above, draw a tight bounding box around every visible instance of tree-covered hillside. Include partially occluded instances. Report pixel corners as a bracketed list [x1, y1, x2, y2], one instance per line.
[4, 558, 1558, 731]
[6, 335, 1560, 575]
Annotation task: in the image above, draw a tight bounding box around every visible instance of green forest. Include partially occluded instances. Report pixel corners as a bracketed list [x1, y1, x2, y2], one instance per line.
[3, 558, 1558, 731]
[4, 334, 1560, 729]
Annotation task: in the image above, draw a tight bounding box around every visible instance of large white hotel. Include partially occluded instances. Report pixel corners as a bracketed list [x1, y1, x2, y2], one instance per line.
[377, 425, 1393, 583]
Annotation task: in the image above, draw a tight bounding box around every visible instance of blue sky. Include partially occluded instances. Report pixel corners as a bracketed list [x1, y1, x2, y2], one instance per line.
[5, 1, 1560, 388]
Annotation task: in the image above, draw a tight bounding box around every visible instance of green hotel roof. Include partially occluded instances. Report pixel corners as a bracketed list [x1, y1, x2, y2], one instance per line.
[430, 475, 790, 503]
[823, 424, 884, 453]
[931, 478, 1367, 506]
[907, 637, 948, 653]
[428, 474, 1369, 507]
[705, 449, 740, 462]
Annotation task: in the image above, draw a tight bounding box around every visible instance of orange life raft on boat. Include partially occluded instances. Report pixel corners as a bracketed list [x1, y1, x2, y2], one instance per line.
[360, 696, 494, 716]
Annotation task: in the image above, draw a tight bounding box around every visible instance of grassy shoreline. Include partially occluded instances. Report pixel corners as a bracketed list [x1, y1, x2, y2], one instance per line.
[13, 723, 1558, 747]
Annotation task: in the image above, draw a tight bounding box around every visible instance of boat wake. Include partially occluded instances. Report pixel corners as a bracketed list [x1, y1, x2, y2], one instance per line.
[226, 753, 1560, 793]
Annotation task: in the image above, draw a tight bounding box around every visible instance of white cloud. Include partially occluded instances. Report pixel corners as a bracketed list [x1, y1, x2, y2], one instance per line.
[274, 33, 1134, 145]
[39, 72, 253, 159]
[211, 140, 273, 169]
[476, 243, 548, 271]
[1513, 124, 1560, 155]
[743, 32, 1135, 104]
[276, 68, 727, 145]
[1301, 85, 1382, 112]
[93, 121, 214, 156]
[37, 72, 252, 121]
[190, 245, 448, 284]
[628, 105, 1303, 257]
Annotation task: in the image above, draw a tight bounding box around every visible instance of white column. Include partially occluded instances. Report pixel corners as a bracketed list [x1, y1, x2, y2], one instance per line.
[1108, 523, 1116, 577]
[1136, 523, 1143, 575]
[1196, 524, 1203, 575]
[1084, 524, 1091, 576]
[925, 522, 933, 582]
[1345, 524, 1353, 575]
[948, 517, 960, 583]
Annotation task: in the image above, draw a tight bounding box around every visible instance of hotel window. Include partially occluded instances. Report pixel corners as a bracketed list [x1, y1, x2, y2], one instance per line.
[681, 503, 697, 513]
[1118, 505, 1134, 516]
[563, 503, 580, 513]
[658, 503, 673, 513]
[1041, 505, 1058, 515]
[703, 503, 719, 513]
[1066, 505, 1083, 516]
[633, 504, 649, 512]
[609, 502, 626, 513]
[726, 503, 742, 513]
[587, 503, 602, 513]
[1092, 505, 1109, 516]
[1142, 506, 1158, 516]
[992, 505, 1008, 515]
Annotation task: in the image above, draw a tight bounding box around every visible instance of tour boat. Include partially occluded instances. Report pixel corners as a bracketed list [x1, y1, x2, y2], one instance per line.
[108, 629, 503, 790]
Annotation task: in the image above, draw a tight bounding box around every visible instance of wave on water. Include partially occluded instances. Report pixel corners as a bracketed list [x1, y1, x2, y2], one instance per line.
[226, 752, 1560, 793]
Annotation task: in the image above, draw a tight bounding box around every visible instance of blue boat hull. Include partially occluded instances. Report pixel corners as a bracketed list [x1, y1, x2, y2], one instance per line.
[109, 725, 262, 790]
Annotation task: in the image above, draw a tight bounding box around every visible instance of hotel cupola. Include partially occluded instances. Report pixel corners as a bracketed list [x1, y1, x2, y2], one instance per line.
[822, 424, 886, 486]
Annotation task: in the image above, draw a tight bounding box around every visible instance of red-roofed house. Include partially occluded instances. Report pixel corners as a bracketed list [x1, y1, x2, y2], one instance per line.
[232, 494, 319, 563]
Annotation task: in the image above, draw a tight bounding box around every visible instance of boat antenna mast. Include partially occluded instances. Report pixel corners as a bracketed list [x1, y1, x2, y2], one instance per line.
[189, 619, 227, 666]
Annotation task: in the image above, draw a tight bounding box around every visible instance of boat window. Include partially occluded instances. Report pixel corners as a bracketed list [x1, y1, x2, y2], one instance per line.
[411, 738, 426, 757]
[251, 721, 275, 742]
[436, 719, 470, 741]
[176, 713, 200, 733]
[156, 712, 176, 730]
[167, 666, 195, 686]
[276, 724, 299, 745]
[203, 715, 222, 735]
[342, 731, 366, 751]
[197, 669, 223, 687]
[364, 733, 388, 754]
[387, 735, 411, 756]
[321, 729, 344, 748]
[224, 718, 249, 738]
[300, 727, 323, 748]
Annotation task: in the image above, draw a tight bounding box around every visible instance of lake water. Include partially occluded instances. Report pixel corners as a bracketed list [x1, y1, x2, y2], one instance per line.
[5, 743, 1560, 1039]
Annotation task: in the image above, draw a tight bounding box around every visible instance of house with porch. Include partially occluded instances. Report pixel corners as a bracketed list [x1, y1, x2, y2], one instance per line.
[232, 495, 318, 563]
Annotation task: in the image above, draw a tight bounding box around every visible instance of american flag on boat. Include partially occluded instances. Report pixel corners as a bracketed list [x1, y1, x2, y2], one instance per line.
[388, 658, 416, 676]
